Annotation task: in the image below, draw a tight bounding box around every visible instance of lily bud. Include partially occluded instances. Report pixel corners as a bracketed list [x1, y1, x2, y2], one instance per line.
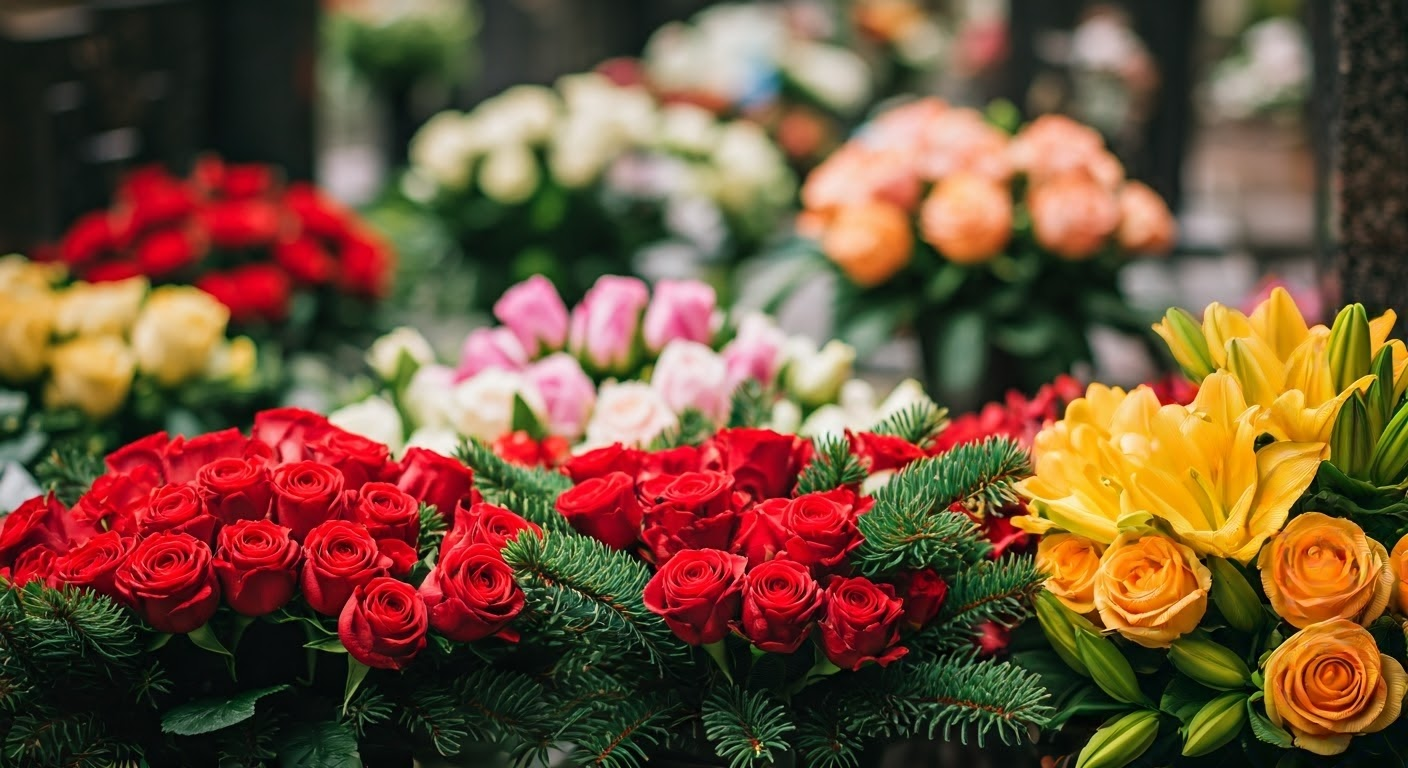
[1369, 400, 1408, 486]
[1035, 590, 1089, 676]
[1181, 692, 1248, 757]
[1075, 710, 1161, 768]
[1328, 304, 1371, 393]
[1153, 308, 1216, 381]
[1168, 636, 1252, 691]
[1330, 393, 1372, 477]
[1075, 628, 1149, 706]
[1225, 339, 1278, 407]
[1208, 557, 1262, 633]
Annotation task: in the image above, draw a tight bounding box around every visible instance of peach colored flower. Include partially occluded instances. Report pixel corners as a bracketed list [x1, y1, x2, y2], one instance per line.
[913, 108, 1012, 183]
[1258, 513, 1393, 629]
[1037, 533, 1105, 615]
[1008, 114, 1118, 185]
[1117, 181, 1176, 254]
[1093, 531, 1209, 648]
[1393, 534, 1408, 614]
[866, 97, 949, 150]
[1028, 171, 1120, 260]
[821, 201, 914, 288]
[918, 172, 1012, 265]
[801, 144, 920, 214]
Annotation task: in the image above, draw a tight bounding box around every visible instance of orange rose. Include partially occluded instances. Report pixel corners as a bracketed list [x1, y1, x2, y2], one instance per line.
[913, 108, 1012, 183]
[1037, 533, 1104, 614]
[1263, 619, 1407, 756]
[918, 173, 1012, 265]
[1117, 181, 1176, 254]
[821, 201, 914, 288]
[1008, 114, 1120, 186]
[1257, 513, 1392, 629]
[1027, 171, 1120, 260]
[1392, 534, 1408, 614]
[801, 145, 920, 214]
[1093, 532, 1209, 648]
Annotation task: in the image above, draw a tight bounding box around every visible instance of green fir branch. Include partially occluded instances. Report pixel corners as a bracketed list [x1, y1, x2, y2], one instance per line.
[922, 558, 1045, 654]
[649, 409, 716, 450]
[728, 380, 773, 429]
[32, 442, 105, 507]
[872, 654, 1052, 747]
[453, 667, 563, 764]
[795, 436, 867, 495]
[339, 687, 393, 738]
[791, 709, 870, 768]
[457, 439, 573, 534]
[869, 401, 950, 448]
[417, 503, 449, 561]
[563, 696, 678, 768]
[396, 692, 470, 757]
[701, 687, 796, 768]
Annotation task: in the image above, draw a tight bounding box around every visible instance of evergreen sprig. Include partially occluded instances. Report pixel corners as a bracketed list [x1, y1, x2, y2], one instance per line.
[795, 436, 867, 495]
[728, 380, 773, 429]
[397, 691, 470, 756]
[32, 441, 106, 507]
[923, 558, 1045, 654]
[454, 667, 564, 765]
[649, 409, 715, 450]
[870, 401, 950, 448]
[792, 708, 871, 768]
[702, 687, 796, 768]
[457, 439, 573, 533]
[562, 696, 678, 768]
[872, 655, 1052, 747]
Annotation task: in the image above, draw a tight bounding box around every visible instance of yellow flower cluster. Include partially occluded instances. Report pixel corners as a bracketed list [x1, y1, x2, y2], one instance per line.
[0, 255, 255, 420]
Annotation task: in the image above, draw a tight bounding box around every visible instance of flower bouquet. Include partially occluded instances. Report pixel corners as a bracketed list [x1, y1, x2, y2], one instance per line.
[50, 155, 395, 349]
[402, 72, 795, 305]
[772, 98, 1176, 407]
[325, 0, 477, 93]
[1015, 288, 1408, 765]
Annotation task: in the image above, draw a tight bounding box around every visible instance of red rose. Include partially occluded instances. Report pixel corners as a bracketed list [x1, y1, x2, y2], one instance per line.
[72, 467, 160, 535]
[271, 461, 348, 542]
[199, 264, 292, 324]
[638, 445, 703, 482]
[817, 576, 907, 671]
[275, 236, 336, 285]
[115, 532, 221, 634]
[395, 447, 477, 526]
[703, 428, 801, 501]
[50, 531, 132, 598]
[338, 228, 394, 298]
[338, 577, 428, 670]
[643, 548, 746, 645]
[253, 408, 340, 463]
[640, 471, 735, 516]
[0, 495, 96, 572]
[952, 502, 1031, 559]
[419, 542, 524, 642]
[310, 429, 393, 488]
[134, 229, 201, 277]
[104, 432, 171, 477]
[163, 429, 260, 483]
[730, 498, 789, 568]
[197, 457, 273, 525]
[976, 621, 1011, 657]
[214, 520, 301, 616]
[555, 472, 642, 550]
[563, 443, 643, 483]
[217, 163, 277, 199]
[895, 569, 948, 629]
[60, 211, 114, 265]
[780, 490, 866, 574]
[851, 432, 926, 473]
[138, 484, 217, 544]
[640, 472, 740, 565]
[284, 183, 351, 239]
[301, 520, 392, 616]
[353, 482, 420, 548]
[442, 502, 541, 554]
[201, 199, 282, 249]
[491, 432, 569, 469]
[8, 549, 55, 586]
[739, 559, 823, 653]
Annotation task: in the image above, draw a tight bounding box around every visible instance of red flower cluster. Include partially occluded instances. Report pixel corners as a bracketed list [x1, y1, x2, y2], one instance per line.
[0, 408, 527, 672]
[50, 156, 393, 325]
[554, 428, 947, 671]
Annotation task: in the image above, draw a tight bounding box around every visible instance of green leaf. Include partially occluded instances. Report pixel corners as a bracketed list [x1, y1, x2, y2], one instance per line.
[1246, 695, 1294, 749]
[511, 393, 546, 440]
[840, 305, 905, 352]
[343, 659, 371, 716]
[161, 684, 291, 735]
[277, 720, 363, 768]
[1161, 675, 1216, 724]
[306, 636, 348, 653]
[187, 623, 233, 658]
[924, 262, 969, 303]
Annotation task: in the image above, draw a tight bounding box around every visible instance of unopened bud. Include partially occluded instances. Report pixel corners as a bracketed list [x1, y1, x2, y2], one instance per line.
[1208, 557, 1261, 634]
[1181, 692, 1248, 757]
[1168, 636, 1252, 691]
[1075, 628, 1150, 706]
[1075, 709, 1160, 768]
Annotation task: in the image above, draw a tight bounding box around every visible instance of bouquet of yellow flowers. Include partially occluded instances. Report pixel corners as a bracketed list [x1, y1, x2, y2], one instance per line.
[1017, 287, 1408, 765]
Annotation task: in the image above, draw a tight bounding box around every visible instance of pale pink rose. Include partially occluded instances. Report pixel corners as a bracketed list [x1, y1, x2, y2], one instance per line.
[584, 381, 678, 448]
[651, 340, 729, 424]
[722, 313, 787, 390]
[493, 274, 569, 353]
[1116, 181, 1177, 254]
[914, 108, 1012, 183]
[524, 353, 596, 440]
[1028, 171, 1121, 260]
[568, 275, 650, 374]
[642, 279, 717, 352]
[865, 98, 949, 150]
[455, 326, 528, 381]
[1008, 114, 1119, 186]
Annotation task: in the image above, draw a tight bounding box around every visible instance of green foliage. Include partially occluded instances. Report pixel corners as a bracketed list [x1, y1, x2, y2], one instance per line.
[871, 655, 1052, 747]
[792, 709, 872, 768]
[727, 380, 773, 429]
[701, 688, 796, 768]
[455, 667, 564, 764]
[869, 401, 950, 449]
[417, 502, 450, 560]
[396, 690, 471, 757]
[161, 685, 290, 736]
[795, 435, 867, 495]
[923, 558, 1045, 654]
[339, 688, 393, 738]
[562, 696, 678, 768]
[273, 720, 361, 768]
[649, 409, 716, 450]
[32, 440, 106, 506]
[457, 438, 573, 534]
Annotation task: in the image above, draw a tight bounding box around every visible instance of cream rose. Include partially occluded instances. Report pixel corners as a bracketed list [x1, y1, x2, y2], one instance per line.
[329, 397, 404, 453]
[44, 335, 135, 419]
[583, 381, 677, 448]
[448, 369, 545, 441]
[54, 277, 148, 338]
[1094, 531, 1210, 648]
[130, 286, 230, 387]
[404, 364, 457, 430]
[1258, 512, 1393, 629]
[366, 327, 436, 382]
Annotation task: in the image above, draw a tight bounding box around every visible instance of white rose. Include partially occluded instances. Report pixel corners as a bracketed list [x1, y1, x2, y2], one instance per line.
[838, 378, 879, 426]
[658, 103, 719, 155]
[799, 404, 849, 438]
[328, 397, 404, 453]
[405, 426, 462, 458]
[584, 381, 678, 448]
[404, 364, 457, 430]
[651, 340, 729, 424]
[782, 42, 872, 114]
[549, 116, 615, 188]
[448, 369, 545, 441]
[768, 399, 802, 434]
[492, 84, 559, 144]
[366, 327, 436, 382]
[478, 142, 540, 205]
[409, 111, 477, 191]
[872, 379, 933, 426]
[784, 339, 856, 407]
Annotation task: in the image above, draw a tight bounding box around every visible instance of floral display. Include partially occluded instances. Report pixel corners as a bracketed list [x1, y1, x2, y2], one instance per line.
[403, 72, 795, 304]
[1017, 288, 1408, 765]
[325, 0, 477, 92]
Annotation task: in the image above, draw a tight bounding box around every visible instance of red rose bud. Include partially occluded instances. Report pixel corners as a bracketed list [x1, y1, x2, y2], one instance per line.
[338, 576, 428, 670]
[740, 559, 823, 653]
[395, 448, 476, 527]
[353, 482, 420, 549]
[851, 432, 926, 472]
[201, 199, 282, 249]
[563, 443, 643, 483]
[703, 428, 801, 501]
[301, 520, 392, 616]
[138, 484, 217, 544]
[976, 621, 1011, 657]
[271, 461, 347, 542]
[420, 542, 525, 642]
[197, 457, 273, 525]
[60, 211, 114, 265]
[443, 502, 541, 554]
[338, 228, 394, 298]
[135, 229, 201, 277]
[640, 471, 740, 565]
[115, 532, 221, 634]
[781, 489, 866, 575]
[50, 531, 132, 598]
[730, 498, 789, 568]
[284, 182, 351, 239]
[274, 236, 336, 285]
[309, 429, 392, 488]
[642, 548, 746, 645]
[555, 472, 642, 550]
[818, 575, 908, 671]
[895, 569, 948, 629]
[214, 520, 300, 616]
[198, 264, 292, 324]
[218, 163, 278, 199]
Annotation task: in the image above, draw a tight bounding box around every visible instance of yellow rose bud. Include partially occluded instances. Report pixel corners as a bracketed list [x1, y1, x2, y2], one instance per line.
[1390, 534, 1408, 615]
[1094, 532, 1210, 649]
[131, 286, 231, 387]
[1038, 533, 1105, 614]
[1263, 619, 1408, 756]
[1257, 512, 1393, 629]
[0, 253, 62, 297]
[0, 292, 55, 383]
[44, 335, 135, 419]
[53, 277, 148, 337]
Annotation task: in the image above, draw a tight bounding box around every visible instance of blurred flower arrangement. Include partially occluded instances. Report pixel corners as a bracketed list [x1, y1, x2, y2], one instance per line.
[1017, 289, 1408, 765]
[50, 156, 395, 349]
[329, 274, 928, 462]
[325, 0, 477, 92]
[0, 255, 272, 508]
[403, 72, 795, 304]
[1205, 16, 1310, 122]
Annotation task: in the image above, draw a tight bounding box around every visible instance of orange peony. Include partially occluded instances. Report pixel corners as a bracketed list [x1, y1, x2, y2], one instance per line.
[1393, 534, 1408, 614]
[1027, 171, 1120, 260]
[1036, 533, 1104, 614]
[1116, 181, 1177, 254]
[918, 173, 1012, 265]
[1093, 532, 1209, 648]
[1257, 513, 1393, 629]
[821, 201, 914, 288]
[1263, 619, 1407, 756]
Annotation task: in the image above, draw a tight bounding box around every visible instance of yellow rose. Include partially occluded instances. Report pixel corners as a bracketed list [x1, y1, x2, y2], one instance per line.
[131, 286, 231, 387]
[1258, 512, 1393, 629]
[1263, 619, 1408, 756]
[54, 277, 148, 338]
[205, 336, 258, 384]
[1094, 532, 1210, 648]
[1392, 534, 1408, 614]
[0, 292, 54, 383]
[1037, 533, 1105, 614]
[44, 336, 135, 419]
[0, 254, 62, 297]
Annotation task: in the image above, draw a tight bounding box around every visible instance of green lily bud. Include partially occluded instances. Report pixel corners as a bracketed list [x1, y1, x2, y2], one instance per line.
[1035, 590, 1089, 676]
[1225, 340, 1278, 407]
[1208, 557, 1262, 633]
[1075, 710, 1161, 768]
[1330, 393, 1373, 477]
[1370, 400, 1408, 486]
[1369, 344, 1397, 432]
[1328, 304, 1371, 393]
[1154, 308, 1216, 381]
[1181, 692, 1248, 757]
[1075, 628, 1150, 706]
[1168, 636, 1253, 691]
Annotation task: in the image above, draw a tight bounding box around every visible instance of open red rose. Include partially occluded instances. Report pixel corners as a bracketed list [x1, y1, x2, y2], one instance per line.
[253, 408, 340, 464]
[640, 471, 735, 516]
[338, 228, 393, 298]
[556, 472, 642, 550]
[850, 432, 926, 473]
[284, 183, 351, 239]
[8, 549, 55, 586]
[353, 482, 420, 548]
[339, 577, 428, 670]
[740, 559, 824, 653]
[50, 531, 132, 599]
[115, 532, 221, 634]
[275, 236, 336, 285]
[781, 489, 866, 574]
[201, 198, 281, 250]
[818, 575, 907, 671]
[108, 427, 254, 486]
[310, 430, 392, 488]
[638, 445, 703, 482]
[138, 484, 217, 544]
[60, 211, 114, 265]
[71, 467, 160, 535]
[301, 520, 392, 616]
[271, 461, 347, 542]
[395, 447, 476, 526]
[136, 229, 200, 276]
[731, 498, 790, 568]
[0, 495, 94, 572]
[199, 264, 292, 324]
[443, 502, 541, 554]
[895, 568, 948, 629]
[703, 428, 801, 501]
[643, 548, 746, 645]
[563, 443, 643, 483]
[419, 542, 525, 642]
[197, 457, 273, 525]
[640, 472, 740, 566]
[214, 520, 301, 616]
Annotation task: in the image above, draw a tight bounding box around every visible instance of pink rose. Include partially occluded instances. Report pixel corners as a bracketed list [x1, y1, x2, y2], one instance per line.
[493, 275, 569, 354]
[455, 327, 528, 381]
[651, 341, 729, 423]
[721, 313, 787, 390]
[568, 275, 649, 374]
[524, 353, 596, 440]
[642, 279, 716, 352]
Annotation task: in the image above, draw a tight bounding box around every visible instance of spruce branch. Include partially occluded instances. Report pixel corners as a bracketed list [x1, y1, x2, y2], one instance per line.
[795, 436, 867, 495]
[869, 401, 950, 449]
[701, 687, 796, 768]
[649, 409, 716, 450]
[563, 696, 678, 768]
[922, 558, 1045, 654]
[870, 655, 1052, 747]
[792, 709, 870, 768]
[339, 687, 393, 738]
[457, 439, 573, 534]
[397, 691, 470, 757]
[417, 503, 449, 561]
[33, 442, 105, 507]
[453, 667, 563, 764]
[728, 380, 772, 429]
